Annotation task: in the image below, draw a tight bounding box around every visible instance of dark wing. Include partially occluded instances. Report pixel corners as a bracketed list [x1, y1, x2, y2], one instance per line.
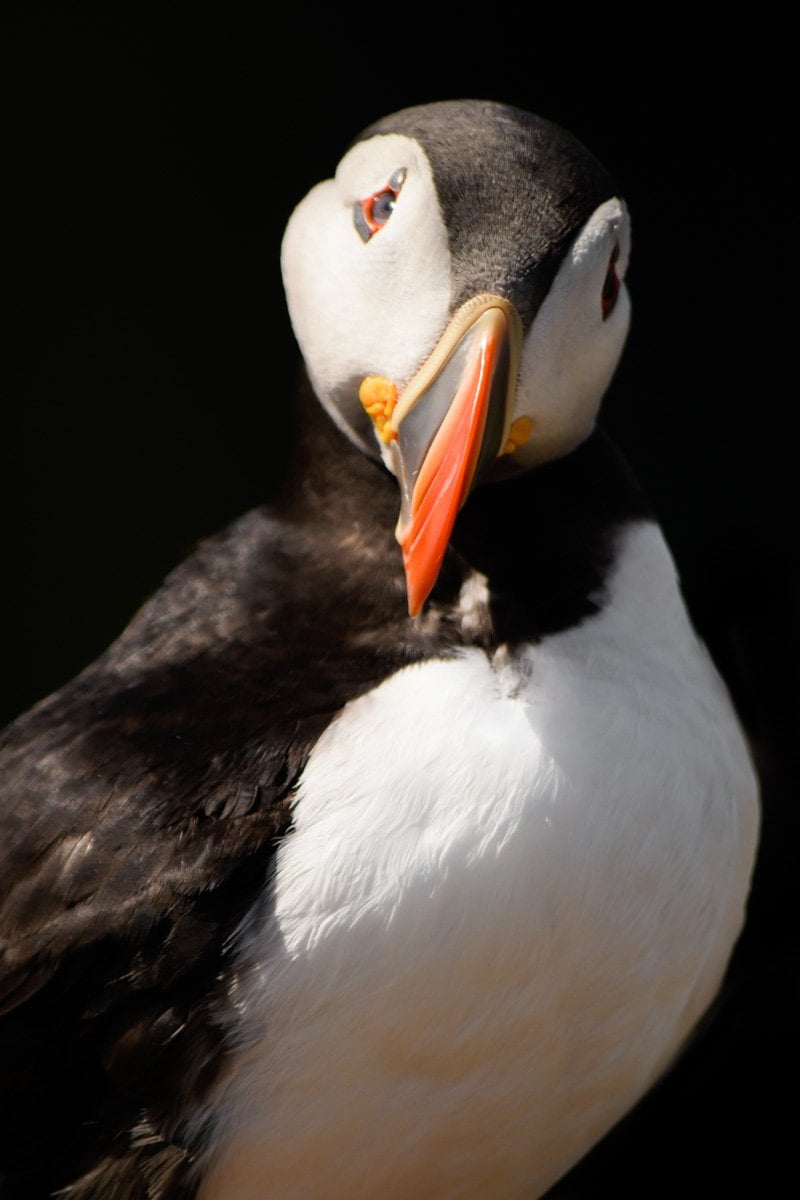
[0, 444, 425, 1199]
[0, 505, 334, 1197]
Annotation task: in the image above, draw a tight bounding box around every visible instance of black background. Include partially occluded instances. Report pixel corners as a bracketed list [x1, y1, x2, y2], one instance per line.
[3, 5, 796, 1194]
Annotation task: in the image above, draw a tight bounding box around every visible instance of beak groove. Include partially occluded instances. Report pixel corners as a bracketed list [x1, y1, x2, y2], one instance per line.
[388, 295, 522, 616]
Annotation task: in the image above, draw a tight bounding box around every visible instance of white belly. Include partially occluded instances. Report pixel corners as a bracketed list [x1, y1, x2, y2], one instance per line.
[196, 523, 759, 1200]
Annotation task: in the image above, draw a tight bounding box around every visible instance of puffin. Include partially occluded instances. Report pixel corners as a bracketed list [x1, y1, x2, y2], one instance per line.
[0, 100, 759, 1199]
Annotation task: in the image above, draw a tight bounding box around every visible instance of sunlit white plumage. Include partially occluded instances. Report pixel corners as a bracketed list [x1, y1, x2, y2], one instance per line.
[197, 523, 757, 1199]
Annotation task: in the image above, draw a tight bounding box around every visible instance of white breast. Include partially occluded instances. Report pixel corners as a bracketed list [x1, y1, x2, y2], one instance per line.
[195, 522, 759, 1200]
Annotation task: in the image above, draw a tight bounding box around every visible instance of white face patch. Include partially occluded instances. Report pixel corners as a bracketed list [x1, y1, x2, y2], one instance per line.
[283, 137, 630, 472]
[281, 133, 451, 452]
[510, 198, 632, 467]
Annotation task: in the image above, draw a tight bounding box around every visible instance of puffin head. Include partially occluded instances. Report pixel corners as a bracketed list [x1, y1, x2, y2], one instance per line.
[281, 99, 630, 615]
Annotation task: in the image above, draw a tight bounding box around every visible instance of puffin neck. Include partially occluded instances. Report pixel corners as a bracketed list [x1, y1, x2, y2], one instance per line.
[443, 429, 654, 644]
[280, 382, 653, 648]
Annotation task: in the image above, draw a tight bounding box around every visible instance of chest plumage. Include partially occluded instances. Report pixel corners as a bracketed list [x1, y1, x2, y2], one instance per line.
[196, 523, 757, 1199]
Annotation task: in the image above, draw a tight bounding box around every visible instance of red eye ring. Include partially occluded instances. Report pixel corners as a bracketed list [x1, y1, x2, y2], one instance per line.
[601, 243, 620, 320]
[354, 167, 407, 243]
[360, 188, 396, 236]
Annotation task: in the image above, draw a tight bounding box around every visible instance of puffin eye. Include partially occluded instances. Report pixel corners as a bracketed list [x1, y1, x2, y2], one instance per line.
[601, 243, 621, 320]
[371, 189, 397, 224]
[354, 167, 407, 243]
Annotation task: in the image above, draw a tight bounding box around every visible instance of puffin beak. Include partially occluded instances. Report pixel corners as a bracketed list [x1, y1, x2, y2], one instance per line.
[368, 295, 522, 616]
